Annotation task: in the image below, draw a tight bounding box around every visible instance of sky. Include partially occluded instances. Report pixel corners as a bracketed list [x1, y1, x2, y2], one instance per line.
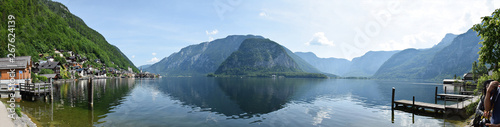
[54, 0, 500, 67]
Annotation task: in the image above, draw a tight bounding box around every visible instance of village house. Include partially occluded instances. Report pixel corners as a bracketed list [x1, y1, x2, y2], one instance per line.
[38, 61, 61, 74]
[0, 56, 32, 86]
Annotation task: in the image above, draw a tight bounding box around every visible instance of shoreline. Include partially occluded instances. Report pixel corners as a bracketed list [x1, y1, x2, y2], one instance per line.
[0, 101, 37, 127]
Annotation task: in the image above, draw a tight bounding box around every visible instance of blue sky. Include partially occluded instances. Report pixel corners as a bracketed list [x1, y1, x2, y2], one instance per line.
[54, 0, 499, 67]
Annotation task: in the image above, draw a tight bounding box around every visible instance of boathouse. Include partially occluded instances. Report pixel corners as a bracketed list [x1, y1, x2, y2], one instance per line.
[0, 56, 32, 90]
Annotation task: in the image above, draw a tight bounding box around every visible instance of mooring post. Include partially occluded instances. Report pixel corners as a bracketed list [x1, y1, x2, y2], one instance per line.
[392, 87, 395, 110]
[435, 86, 438, 104]
[412, 96, 415, 124]
[88, 78, 93, 108]
[412, 96, 415, 112]
[391, 87, 395, 123]
[444, 86, 447, 94]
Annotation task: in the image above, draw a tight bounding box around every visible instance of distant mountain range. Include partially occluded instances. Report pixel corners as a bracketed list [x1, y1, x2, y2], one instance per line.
[145, 35, 321, 77]
[145, 28, 481, 80]
[295, 51, 398, 77]
[373, 29, 480, 80]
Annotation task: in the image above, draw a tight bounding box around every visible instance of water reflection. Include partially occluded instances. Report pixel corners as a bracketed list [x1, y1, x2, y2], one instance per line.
[5, 78, 466, 126]
[10, 78, 136, 127]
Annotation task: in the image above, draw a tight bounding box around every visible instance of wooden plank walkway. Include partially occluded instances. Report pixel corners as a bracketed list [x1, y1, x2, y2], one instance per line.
[394, 95, 479, 112]
[394, 100, 445, 111]
[445, 96, 480, 109]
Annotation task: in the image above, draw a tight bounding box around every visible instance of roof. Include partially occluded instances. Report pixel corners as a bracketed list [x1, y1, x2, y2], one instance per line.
[0, 56, 31, 69]
[463, 73, 473, 78]
[39, 61, 60, 69]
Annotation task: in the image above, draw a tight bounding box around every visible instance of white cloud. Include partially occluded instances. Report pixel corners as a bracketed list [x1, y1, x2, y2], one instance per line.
[152, 52, 157, 56]
[131, 55, 135, 59]
[259, 12, 267, 17]
[306, 32, 335, 46]
[147, 57, 159, 63]
[208, 36, 214, 42]
[205, 29, 218, 35]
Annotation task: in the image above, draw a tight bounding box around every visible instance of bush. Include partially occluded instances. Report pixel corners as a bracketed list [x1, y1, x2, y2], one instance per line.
[38, 75, 48, 82]
[475, 74, 491, 95]
[31, 73, 39, 83]
[39, 69, 54, 74]
[15, 107, 22, 117]
[466, 100, 479, 115]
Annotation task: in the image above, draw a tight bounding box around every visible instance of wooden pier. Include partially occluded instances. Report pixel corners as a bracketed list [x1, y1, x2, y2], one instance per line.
[393, 96, 479, 112]
[391, 87, 479, 117]
[20, 82, 52, 101]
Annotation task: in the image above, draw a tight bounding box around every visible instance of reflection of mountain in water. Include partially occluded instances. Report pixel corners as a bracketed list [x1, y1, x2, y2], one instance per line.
[154, 78, 405, 118]
[155, 77, 322, 117]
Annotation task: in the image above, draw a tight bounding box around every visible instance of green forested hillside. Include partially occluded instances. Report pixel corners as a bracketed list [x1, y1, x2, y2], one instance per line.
[0, 0, 137, 72]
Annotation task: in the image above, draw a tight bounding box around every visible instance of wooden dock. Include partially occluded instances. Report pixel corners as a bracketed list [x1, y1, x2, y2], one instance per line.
[20, 82, 52, 101]
[392, 87, 479, 116]
[394, 96, 479, 111]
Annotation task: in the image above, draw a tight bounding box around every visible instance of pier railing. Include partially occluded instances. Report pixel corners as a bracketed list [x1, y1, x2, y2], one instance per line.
[20, 82, 51, 95]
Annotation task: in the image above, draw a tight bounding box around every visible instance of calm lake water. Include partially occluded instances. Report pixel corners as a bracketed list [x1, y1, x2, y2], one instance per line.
[4, 77, 469, 126]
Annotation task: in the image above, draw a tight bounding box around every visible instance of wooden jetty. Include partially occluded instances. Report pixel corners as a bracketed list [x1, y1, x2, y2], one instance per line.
[392, 87, 479, 117]
[393, 96, 479, 112]
[20, 82, 52, 101]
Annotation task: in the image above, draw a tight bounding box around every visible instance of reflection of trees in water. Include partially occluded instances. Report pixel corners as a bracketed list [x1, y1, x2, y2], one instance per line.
[18, 78, 137, 127]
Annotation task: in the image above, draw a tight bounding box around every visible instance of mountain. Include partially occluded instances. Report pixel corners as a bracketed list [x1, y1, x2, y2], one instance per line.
[145, 35, 264, 76]
[214, 38, 326, 78]
[344, 51, 399, 77]
[139, 64, 152, 70]
[373, 30, 479, 80]
[423, 29, 481, 80]
[215, 38, 302, 74]
[0, 0, 137, 72]
[295, 51, 398, 77]
[295, 52, 351, 76]
[146, 35, 322, 77]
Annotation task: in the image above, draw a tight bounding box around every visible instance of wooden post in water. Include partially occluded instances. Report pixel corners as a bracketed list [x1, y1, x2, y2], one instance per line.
[412, 96, 415, 124]
[88, 78, 93, 108]
[435, 87, 438, 104]
[391, 87, 395, 123]
[444, 86, 447, 94]
[51, 78, 53, 102]
[392, 87, 395, 110]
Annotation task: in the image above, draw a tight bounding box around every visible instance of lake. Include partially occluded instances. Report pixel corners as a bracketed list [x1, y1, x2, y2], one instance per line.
[4, 77, 469, 126]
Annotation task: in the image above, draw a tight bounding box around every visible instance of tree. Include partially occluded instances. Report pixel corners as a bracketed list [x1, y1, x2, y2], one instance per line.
[39, 69, 55, 74]
[472, 61, 488, 81]
[472, 9, 500, 72]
